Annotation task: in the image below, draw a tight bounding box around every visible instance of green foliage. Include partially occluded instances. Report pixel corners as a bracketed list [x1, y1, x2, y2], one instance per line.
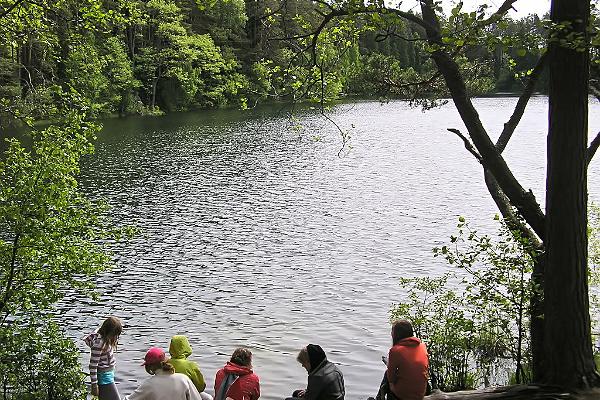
[0, 318, 87, 400]
[392, 216, 537, 390]
[392, 274, 478, 391]
[0, 0, 557, 115]
[0, 115, 132, 320]
[0, 111, 134, 399]
[131, 0, 247, 110]
[588, 203, 600, 349]
[201, 0, 248, 43]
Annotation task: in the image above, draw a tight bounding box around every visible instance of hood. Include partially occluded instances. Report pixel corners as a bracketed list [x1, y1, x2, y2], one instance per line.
[83, 332, 99, 348]
[307, 344, 327, 373]
[169, 335, 193, 359]
[223, 361, 253, 376]
[395, 337, 422, 347]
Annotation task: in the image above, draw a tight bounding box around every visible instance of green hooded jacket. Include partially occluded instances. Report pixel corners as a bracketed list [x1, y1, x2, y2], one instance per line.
[169, 335, 206, 393]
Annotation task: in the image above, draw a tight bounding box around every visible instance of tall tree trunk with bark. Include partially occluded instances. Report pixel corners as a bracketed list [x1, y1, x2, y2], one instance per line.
[543, 0, 598, 388]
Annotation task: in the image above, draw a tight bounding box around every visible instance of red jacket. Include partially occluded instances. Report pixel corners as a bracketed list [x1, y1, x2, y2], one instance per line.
[386, 337, 428, 400]
[214, 362, 260, 400]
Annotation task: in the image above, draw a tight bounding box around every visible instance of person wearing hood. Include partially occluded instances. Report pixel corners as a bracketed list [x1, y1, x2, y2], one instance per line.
[374, 320, 429, 400]
[169, 335, 213, 400]
[214, 347, 260, 400]
[289, 344, 345, 400]
[124, 347, 202, 400]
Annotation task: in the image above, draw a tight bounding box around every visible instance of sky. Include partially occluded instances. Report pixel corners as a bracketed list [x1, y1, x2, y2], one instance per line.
[400, 1, 552, 18]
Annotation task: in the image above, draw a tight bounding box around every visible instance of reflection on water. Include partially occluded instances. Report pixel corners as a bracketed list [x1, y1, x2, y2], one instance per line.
[60, 98, 600, 399]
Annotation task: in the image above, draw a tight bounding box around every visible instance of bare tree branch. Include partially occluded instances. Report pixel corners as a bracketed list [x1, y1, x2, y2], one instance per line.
[484, 171, 542, 249]
[487, 0, 519, 22]
[587, 131, 600, 166]
[375, 31, 425, 43]
[448, 128, 482, 161]
[497, 53, 548, 152]
[270, 2, 433, 64]
[383, 72, 441, 91]
[420, 0, 545, 240]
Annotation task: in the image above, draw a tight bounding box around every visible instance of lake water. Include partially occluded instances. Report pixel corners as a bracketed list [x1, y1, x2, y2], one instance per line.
[61, 97, 600, 399]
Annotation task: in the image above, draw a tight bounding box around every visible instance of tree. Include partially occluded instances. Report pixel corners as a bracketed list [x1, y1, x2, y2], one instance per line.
[0, 103, 133, 398]
[271, 0, 599, 389]
[544, 0, 596, 387]
[0, 3, 134, 398]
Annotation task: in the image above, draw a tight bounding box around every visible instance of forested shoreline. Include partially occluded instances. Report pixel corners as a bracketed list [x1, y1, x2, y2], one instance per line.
[1, 0, 545, 122]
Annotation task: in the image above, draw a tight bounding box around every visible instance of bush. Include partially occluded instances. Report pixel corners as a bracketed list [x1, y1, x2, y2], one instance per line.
[0, 106, 133, 399]
[391, 216, 536, 390]
[0, 319, 86, 400]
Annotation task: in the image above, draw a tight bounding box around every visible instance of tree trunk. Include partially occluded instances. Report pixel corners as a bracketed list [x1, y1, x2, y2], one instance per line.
[425, 385, 600, 400]
[543, 0, 598, 388]
[151, 77, 158, 110]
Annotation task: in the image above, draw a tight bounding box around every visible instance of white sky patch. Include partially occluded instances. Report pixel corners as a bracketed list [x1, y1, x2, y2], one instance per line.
[396, 1, 552, 19]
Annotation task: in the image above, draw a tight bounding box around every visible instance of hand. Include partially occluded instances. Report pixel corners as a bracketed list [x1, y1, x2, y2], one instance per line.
[91, 383, 99, 397]
[297, 390, 306, 398]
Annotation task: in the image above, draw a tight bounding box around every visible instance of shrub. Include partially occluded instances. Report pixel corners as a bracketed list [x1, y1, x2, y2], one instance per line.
[391, 216, 536, 390]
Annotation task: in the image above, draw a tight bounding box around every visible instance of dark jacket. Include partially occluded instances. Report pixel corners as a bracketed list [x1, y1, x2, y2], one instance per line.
[304, 359, 345, 400]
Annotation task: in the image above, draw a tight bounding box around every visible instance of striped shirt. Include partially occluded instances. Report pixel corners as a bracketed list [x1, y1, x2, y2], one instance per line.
[84, 332, 116, 384]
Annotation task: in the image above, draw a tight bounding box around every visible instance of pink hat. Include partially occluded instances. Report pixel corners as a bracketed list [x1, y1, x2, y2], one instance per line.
[142, 347, 166, 366]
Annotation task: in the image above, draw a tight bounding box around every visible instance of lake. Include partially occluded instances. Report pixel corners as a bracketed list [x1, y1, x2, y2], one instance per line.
[60, 97, 600, 399]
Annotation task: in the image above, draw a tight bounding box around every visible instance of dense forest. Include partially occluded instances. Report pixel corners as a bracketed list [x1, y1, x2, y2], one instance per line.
[0, 0, 545, 121]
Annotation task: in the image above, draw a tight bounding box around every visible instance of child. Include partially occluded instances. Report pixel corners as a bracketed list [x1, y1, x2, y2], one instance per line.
[169, 335, 213, 400]
[84, 316, 123, 400]
[124, 347, 202, 400]
[214, 348, 260, 400]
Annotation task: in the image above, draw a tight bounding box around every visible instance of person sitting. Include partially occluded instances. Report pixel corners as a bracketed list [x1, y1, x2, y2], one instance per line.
[169, 335, 213, 400]
[214, 347, 260, 400]
[124, 347, 202, 400]
[288, 344, 345, 400]
[375, 320, 429, 400]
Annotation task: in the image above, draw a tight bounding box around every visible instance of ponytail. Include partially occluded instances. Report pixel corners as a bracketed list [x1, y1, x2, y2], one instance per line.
[160, 359, 175, 374]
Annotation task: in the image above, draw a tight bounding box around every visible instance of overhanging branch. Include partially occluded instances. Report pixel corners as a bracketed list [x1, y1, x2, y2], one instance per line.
[447, 128, 482, 161]
[497, 53, 547, 153]
[587, 131, 600, 166]
[420, 0, 545, 240]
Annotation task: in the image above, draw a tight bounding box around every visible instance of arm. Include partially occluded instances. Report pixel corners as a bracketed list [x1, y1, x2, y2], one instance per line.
[214, 369, 223, 398]
[124, 380, 152, 400]
[88, 340, 102, 386]
[191, 363, 206, 393]
[186, 376, 203, 400]
[252, 376, 260, 400]
[303, 375, 323, 400]
[386, 349, 399, 385]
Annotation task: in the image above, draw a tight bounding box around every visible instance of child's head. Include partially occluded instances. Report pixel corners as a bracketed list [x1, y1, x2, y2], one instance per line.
[230, 347, 253, 368]
[391, 319, 414, 345]
[169, 335, 193, 359]
[98, 316, 122, 348]
[142, 347, 174, 375]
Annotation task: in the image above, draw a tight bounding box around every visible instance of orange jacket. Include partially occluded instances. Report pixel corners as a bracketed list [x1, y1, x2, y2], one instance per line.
[386, 337, 428, 400]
